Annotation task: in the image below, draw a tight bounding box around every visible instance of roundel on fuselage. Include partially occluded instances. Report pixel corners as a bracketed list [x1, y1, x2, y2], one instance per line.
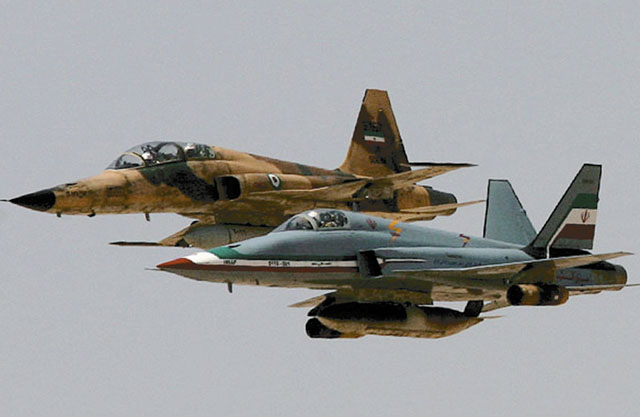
[267, 174, 282, 189]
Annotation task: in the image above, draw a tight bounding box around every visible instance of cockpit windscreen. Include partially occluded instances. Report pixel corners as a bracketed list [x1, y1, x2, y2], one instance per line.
[107, 141, 216, 169]
[276, 210, 349, 232]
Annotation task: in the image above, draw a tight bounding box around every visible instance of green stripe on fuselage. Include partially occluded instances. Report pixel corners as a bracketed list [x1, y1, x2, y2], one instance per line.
[209, 246, 242, 259]
[573, 193, 598, 209]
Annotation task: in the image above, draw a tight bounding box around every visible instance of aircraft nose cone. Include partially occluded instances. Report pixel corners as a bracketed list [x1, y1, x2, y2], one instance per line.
[10, 189, 56, 212]
[157, 257, 195, 270]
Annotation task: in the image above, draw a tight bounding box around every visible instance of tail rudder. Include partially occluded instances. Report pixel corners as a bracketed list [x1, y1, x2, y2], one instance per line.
[483, 179, 536, 245]
[339, 89, 410, 177]
[527, 164, 601, 256]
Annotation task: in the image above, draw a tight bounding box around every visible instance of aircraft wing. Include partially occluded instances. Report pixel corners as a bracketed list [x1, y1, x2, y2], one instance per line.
[363, 163, 474, 190]
[344, 200, 484, 222]
[387, 252, 632, 285]
[288, 273, 638, 318]
[394, 200, 485, 221]
[399, 200, 484, 214]
[250, 164, 473, 203]
[286, 252, 632, 313]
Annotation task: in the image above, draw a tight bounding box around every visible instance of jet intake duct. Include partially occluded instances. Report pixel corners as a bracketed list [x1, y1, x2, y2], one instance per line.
[507, 284, 569, 306]
[215, 174, 315, 200]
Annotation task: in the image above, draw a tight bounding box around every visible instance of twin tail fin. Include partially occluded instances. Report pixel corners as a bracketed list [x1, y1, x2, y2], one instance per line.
[528, 164, 601, 254]
[484, 164, 602, 255]
[483, 180, 536, 246]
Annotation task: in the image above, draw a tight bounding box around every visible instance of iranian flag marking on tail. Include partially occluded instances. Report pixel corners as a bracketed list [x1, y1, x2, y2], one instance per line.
[364, 130, 385, 143]
[553, 193, 598, 243]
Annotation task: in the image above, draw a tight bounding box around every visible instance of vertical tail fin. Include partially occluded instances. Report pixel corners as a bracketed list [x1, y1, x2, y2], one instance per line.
[527, 164, 601, 255]
[483, 180, 536, 245]
[339, 89, 410, 177]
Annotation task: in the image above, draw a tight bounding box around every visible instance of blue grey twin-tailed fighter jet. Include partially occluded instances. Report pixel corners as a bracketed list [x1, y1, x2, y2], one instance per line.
[157, 164, 632, 339]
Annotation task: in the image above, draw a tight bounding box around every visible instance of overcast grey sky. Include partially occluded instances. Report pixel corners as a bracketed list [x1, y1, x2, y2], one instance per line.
[2, 2, 639, 416]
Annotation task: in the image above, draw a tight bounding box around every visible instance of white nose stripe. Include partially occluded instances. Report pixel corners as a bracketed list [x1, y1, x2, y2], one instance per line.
[186, 252, 221, 265]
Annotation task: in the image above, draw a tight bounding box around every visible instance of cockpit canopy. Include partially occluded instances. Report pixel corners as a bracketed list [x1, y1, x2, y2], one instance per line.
[107, 141, 216, 170]
[275, 210, 350, 232]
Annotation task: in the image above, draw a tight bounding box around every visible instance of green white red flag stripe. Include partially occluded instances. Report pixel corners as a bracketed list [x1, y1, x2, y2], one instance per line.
[551, 193, 598, 247]
[363, 130, 385, 143]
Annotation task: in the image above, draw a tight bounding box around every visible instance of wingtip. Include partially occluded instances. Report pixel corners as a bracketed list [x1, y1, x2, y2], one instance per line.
[406, 162, 477, 168]
[288, 294, 328, 308]
[608, 251, 634, 257]
[109, 241, 162, 247]
[466, 199, 486, 205]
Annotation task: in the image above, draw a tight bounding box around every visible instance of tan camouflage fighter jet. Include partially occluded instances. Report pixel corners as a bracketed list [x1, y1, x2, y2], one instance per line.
[8, 90, 478, 248]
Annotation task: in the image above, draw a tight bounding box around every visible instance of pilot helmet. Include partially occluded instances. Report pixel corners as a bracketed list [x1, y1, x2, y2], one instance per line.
[141, 151, 154, 162]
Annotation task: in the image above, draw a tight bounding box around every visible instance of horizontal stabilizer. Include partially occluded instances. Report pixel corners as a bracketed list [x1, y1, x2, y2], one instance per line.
[567, 283, 640, 294]
[536, 251, 632, 270]
[481, 298, 510, 312]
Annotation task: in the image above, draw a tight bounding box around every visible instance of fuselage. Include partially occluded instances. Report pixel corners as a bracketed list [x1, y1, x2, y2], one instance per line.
[10, 142, 455, 227]
[158, 209, 627, 302]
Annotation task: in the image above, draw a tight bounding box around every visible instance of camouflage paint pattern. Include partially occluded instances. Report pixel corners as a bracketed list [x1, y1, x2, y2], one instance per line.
[9, 90, 470, 247]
